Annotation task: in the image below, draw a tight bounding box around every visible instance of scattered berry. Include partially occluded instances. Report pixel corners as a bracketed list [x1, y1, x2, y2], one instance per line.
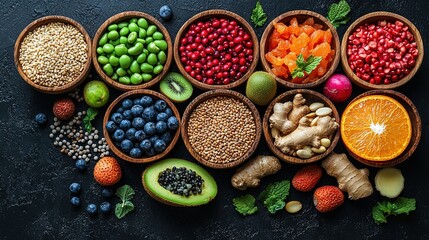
[292, 164, 323, 192]
[313, 186, 344, 213]
[34, 113, 48, 125]
[101, 188, 113, 198]
[159, 5, 173, 20]
[94, 157, 122, 186]
[100, 202, 111, 213]
[70, 196, 80, 206]
[86, 203, 97, 214]
[53, 98, 75, 121]
[69, 182, 81, 193]
[75, 159, 87, 171]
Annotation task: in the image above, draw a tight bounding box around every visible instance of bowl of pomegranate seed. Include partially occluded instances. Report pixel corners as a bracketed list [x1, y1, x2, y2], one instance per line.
[260, 10, 341, 89]
[341, 11, 424, 90]
[174, 10, 259, 90]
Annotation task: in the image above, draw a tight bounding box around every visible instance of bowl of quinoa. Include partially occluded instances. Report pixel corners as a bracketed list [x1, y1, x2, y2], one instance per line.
[14, 15, 92, 94]
[181, 89, 261, 169]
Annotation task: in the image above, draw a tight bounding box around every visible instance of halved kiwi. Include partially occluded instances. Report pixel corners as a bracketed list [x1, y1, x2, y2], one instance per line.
[159, 72, 193, 103]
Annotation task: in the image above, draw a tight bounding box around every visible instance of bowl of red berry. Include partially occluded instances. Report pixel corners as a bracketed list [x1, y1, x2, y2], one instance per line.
[174, 10, 259, 90]
[341, 11, 424, 89]
[103, 89, 181, 163]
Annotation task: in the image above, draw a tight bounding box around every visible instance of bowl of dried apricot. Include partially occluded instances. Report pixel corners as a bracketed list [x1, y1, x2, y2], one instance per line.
[260, 10, 340, 89]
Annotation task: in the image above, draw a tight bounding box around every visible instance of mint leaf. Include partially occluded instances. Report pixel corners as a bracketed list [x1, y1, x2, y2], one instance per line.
[233, 194, 258, 216]
[259, 180, 290, 214]
[291, 54, 322, 79]
[291, 69, 305, 78]
[251, 1, 267, 27]
[296, 54, 306, 68]
[372, 197, 416, 224]
[83, 107, 98, 132]
[372, 205, 387, 224]
[304, 55, 322, 74]
[393, 197, 416, 215]
[115, 185, 135, 219]
[327, 0, 351, 28]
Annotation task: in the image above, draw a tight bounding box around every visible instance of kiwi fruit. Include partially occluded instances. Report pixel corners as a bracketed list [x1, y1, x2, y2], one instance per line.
[159, 72, 193, 103]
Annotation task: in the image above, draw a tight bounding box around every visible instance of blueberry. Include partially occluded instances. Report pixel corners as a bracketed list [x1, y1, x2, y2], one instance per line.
[86, 203, 97, 214]
[69, 182, 81, 193]
[130, 148, 142, 158]
[140, 96, 153, 107]
[139, 139, 152, 151]
[70, 196, 80, 206]
[133, 98, 141, 106]
[35, 113, 47, 125]
[154, 139, 167, 152]
[122, 110, 132, 120]
[154, 99, 167, 112]
[144, 122, 156, 135]
[156, 112, 168, 122]
[145, 148, 157, 157]
[75, 159, 87, 171]
[119, 119, 132, 129]
[121, 99, 133, 109]
[111, 112, 123, 124]
[150, 135, 160, 145]
[101, 188, 113, 198]
[164, 108, 173, 117]
[117, 107, 124, 114]
[106, 121, 117, 133]
[167, 116, 179, 130]
[142, 106, 157, 122]
[113, 129, 125, 141]
[132, 117, 145, 129]
[134, 130, 146, 141]
[121, 139, 133, 153]
[125, 128, 137, 141]
[155, 121, 168, 134]
[131, 105, 144, 117]
[160, 131, 172, 143]
[100, 202, 111, 213]
[159, 5, 173, 20]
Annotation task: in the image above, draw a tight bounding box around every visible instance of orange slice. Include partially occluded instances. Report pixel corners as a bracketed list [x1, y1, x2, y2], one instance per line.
[341, 95, 412, 161]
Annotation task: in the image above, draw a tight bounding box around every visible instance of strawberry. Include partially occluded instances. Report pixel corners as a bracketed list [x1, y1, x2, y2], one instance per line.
[94, 157, 122, 186]
[313, 186, 344, 213]
[292, 164, 322, 192]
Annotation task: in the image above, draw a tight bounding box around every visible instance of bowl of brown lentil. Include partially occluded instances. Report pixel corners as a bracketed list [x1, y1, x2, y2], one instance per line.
[262, 89, 340, 164]
[181, 89, 261, 169]
[14, 15, 92, 94]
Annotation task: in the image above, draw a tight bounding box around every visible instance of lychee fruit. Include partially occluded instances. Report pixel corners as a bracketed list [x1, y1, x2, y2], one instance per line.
[53, 98, 75, 120]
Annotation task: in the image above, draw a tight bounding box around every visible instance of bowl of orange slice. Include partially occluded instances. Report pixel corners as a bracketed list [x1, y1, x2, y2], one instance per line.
[260, 10, 340, 89]
[340, 90, 421, 167]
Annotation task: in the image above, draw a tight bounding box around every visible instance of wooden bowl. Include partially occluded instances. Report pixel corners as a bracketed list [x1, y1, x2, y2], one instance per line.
[103, 89, 180, 163]
[181, 90, 261, 169]
[260, 10, 340, 89]
[341, 90, 421, 167]
[93, 11, 173, 91]
[14, 15, 92, 94]
[263, 89, 340, 164]
[174, 10, 259, 90]
[341, 11, 424, 90]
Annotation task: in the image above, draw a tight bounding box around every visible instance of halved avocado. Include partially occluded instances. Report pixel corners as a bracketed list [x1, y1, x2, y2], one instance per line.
[142, 158, 217, 206]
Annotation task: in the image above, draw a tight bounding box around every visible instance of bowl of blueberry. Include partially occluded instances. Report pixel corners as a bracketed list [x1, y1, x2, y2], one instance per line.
[103, 89, 181, 163]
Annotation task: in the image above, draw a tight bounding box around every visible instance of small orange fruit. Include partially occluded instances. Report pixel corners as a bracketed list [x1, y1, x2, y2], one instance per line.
[94, 157, 122, 186]
[341, 95, 412, 161]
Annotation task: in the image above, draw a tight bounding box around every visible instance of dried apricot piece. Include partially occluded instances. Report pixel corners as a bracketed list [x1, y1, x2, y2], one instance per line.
[311, 42, 331, 58]
[324, 29, 333, 44]
[309, 30, 325, 49]
[303, 17, 315, 26]
[290, 33, 310, 53]
[265, 52, 283, 66]
[274, 22, 288, 34]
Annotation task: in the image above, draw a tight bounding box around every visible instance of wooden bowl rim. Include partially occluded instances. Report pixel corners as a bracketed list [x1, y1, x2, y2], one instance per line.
[14, 15, 92, 94]
[181, 89, 262, 169]
[103, 89, 181, 163]
[92, 11, 173, 91]
[262, 89, 341, 164]
[340, 11, 424, 90]
[341, 90, 422, 167]
[260, 10, 341, 89]
[173, 9, 259, 90]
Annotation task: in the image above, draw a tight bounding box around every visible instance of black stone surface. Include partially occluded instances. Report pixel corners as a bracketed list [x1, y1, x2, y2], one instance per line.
[1, 0, 428, 239]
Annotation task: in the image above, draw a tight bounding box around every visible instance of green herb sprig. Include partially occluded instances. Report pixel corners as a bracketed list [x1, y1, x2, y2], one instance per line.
[291, 54, 322, 79]
[83, 107, 98, 133]
[251, 1, 267, 27]
[233, 194, 258, 216]
[372, 197, 416, 224]
[259, 180, 290, 214]
[327, 0, 351, 28]
[115, 185, 135, 219]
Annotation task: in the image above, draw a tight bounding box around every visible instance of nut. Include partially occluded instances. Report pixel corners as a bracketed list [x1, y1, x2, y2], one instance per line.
[285, 201, 302, 213]
[309, 102, 324, 112]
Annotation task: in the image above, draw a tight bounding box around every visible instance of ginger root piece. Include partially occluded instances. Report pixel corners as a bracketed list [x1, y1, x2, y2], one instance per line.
[274, 116, 338, 154]
[374, 167, 404, 198]
[231, 155, 282, 190]
[322, 152, 373, 200]
[269, 93, 310, 135]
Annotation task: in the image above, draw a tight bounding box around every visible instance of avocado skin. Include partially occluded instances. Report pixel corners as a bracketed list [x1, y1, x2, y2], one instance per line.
[142, 158, 218, 206]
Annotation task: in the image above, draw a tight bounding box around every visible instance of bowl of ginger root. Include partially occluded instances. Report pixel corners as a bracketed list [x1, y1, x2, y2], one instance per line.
[263, 89, 340, 164]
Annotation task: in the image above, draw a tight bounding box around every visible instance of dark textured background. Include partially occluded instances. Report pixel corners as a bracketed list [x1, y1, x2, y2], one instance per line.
[1, 0, 428, 239]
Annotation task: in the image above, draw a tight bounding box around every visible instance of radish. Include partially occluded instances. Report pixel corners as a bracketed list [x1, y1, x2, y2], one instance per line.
[323, 74, 353, 103]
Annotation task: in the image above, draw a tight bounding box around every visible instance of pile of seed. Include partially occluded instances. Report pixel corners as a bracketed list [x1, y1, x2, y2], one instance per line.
[158, 167, 204, 197]
[49, 111, 109, 162]
[19, 22, 88, 87]
[187, 96, 256, 164]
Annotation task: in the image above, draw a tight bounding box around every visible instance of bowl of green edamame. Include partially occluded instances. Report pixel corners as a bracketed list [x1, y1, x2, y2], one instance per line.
[93, 11, 173, 91]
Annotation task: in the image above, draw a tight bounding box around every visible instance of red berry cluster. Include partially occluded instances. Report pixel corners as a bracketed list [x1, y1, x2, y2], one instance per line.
[179, 18, 254, 85]
[347, 20, 418, 85]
